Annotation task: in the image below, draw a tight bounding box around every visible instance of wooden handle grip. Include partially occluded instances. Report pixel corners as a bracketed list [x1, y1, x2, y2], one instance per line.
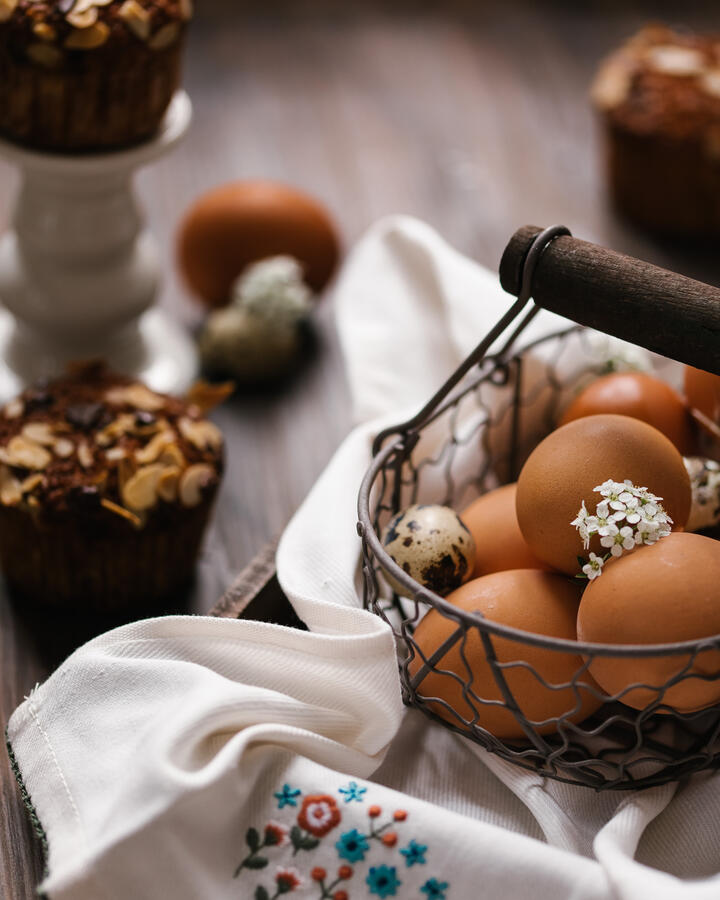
[499, 225, 720, 375]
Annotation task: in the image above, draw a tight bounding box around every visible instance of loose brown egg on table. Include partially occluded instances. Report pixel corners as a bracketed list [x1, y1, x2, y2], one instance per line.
[559, 372, 696, 456]
[577, 532, 720, 712]
[461, 483, 549, 577]
[381, 504, 476, 596]
[177, 180, 340, 307]
[516, 414, 691, 575]
[409, 570, 602, 739]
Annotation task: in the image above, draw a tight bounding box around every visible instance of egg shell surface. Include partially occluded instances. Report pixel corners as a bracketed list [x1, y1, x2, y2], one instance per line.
[177, 180, 340, 307]
[381, 504, 476, 596]
[516, 414, 691, 575]
[461, 483, 549, 578]
[409, 569, 602, 739]
[685, 366, 720, 424]
[559, 372, 696, 456]
[578, 532, 720, 712]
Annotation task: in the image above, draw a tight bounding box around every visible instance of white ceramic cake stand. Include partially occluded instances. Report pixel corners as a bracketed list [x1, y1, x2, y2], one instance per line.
[0, 91, 196, 401]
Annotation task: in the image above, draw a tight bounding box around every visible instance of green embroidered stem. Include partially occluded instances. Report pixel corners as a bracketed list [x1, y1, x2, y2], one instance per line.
[5, 727, 50, 897]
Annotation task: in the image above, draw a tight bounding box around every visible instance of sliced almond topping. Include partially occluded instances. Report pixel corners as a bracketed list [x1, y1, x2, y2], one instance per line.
[20, 473, 43, 494]
[33, 21, 56, 41]
[105, 383, 165, 412]
[179, 0, 193, 21]
[0, 467, 22, 506]
[121, 463, 164, 511]
[65, 20, 109, 49]
[134, 429, 175, 465]
[73, 0, 113, 13]
[53, 438, 75, 458]
[0, 0, 18, 23]
[27, 42, 63, 66]
[591, 58, 634, 110]
[22, 422, 55, 446]
[105, 446, 126, 461]
[101, 498, 142, 528]
[185, 380, 233, 413]
[77, 442, 94, 468]
[149, 22, 180, 50]
[646, 45, 705, 76]
[66, 6, 98, 28]
[3, 398, 24, 419]
[118, 0, 151, 40]
[178, 417, 223, 452]
[6, 436, 52, 470]
[700, 69, 720, 98]
[96, 413, 136, 446]
[117, 457, 136, 494]
[157, 466, 181, 502]
[178, 463, 215, 508]
[159, 443, 186, 469]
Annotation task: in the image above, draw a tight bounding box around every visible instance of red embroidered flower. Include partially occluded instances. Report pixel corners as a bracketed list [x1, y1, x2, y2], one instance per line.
[382, 832, 398, 847]
[311, 867, 327, 882]
[275, 866, 303, 892]
[297, 794, 341, 837]
[263, 821, 289, 848]
[393, 809, 407, 821]
[337, 865, 353, 880]
[368, 805, 382, 818]
[333, 892, 349, 900]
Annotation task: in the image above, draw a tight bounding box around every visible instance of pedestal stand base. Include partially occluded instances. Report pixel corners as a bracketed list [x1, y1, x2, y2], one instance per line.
[0, 91, 197, 401]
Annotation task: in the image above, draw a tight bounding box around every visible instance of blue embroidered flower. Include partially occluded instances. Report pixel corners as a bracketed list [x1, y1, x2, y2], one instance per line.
[273, 784, 301, 809]
[366, 865, 402, 897]
[335, 828, 370, 862]
[421, 877, 449, 899]
[338, 781, 367, 803]
[400, 839, 427, 867]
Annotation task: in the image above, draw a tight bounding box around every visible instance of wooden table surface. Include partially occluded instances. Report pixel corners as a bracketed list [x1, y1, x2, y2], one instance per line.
[2, 0, 720, 894]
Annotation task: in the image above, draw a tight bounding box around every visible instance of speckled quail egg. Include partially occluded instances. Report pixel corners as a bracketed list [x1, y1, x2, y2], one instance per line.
[380, 504, 476, 596]
[684, 457, 720, 533]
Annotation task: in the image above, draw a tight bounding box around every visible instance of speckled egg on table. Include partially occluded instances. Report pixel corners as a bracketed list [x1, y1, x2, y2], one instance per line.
[380, 504, 476, 596]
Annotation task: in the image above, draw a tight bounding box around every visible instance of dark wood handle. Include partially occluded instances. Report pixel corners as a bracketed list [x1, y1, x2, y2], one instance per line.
[499, 225, 720, 375]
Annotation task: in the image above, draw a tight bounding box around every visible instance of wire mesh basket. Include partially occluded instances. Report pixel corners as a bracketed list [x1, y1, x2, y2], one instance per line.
[357, 225, 720, 791]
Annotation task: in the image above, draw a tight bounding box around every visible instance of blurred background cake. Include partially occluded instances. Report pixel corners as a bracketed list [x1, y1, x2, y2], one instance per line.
[592, 24, 720, 235]
[0, 0, 192, 152]
[0, 362, 223, 610]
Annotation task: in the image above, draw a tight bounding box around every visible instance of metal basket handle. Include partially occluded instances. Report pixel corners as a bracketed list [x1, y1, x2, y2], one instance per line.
[500, 225, 720, 375]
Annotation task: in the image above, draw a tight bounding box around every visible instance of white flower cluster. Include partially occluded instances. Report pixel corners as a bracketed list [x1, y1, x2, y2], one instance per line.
[571, 479, 673, 580]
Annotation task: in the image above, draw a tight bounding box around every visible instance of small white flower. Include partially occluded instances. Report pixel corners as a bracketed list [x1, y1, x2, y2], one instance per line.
[582, 553, 604, 580]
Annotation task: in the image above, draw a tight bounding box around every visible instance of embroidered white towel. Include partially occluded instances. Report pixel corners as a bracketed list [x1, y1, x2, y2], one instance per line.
[8, 216, 720, 900]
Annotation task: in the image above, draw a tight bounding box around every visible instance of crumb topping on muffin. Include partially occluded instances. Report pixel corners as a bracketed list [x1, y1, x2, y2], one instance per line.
[0, 0, 191, 62]
[0, 362, 226, 526]
[592, 25, 720, 144]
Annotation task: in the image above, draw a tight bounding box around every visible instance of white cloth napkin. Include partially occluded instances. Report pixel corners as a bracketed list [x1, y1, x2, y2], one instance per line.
[8, 216, 720, 900]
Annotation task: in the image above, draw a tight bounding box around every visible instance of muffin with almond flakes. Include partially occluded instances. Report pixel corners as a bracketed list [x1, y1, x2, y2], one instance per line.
[0, 363, 226, 610]
[0, 0, 192, 152]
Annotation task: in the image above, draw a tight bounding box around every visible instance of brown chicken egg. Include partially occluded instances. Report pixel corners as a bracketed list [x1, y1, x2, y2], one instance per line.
[409, 570, 602, 739]
[177, 180, 340, 307]
[559, 372, 695, 455]
[461, 483, 549, 577]
[685, 366, 720, 430]
[577, 532, 720, 712]
[516, 414, 691, 575]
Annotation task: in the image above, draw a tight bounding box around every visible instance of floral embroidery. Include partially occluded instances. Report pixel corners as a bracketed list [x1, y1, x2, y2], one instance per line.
[335, 828, 370, 863]
[338, 781, 367, 803]
[421, 877, 450, 899]
[236, 783, 446, 898]
[366, 864, 402, 897]
[234, 823, 290, 875]
[253, 866, 304, 899]
[274, 784, 302, 809]
[297, 795, 342, 837]
[400, 839, 427, 866]
[311, 864, 354, 899]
